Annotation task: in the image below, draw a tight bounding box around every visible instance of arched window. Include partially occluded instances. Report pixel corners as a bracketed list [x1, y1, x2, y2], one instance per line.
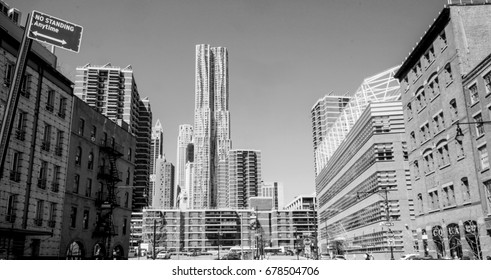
[436, 139, 450, 167]
[427, 72, 440, 99]
[66, 241, 84, 260]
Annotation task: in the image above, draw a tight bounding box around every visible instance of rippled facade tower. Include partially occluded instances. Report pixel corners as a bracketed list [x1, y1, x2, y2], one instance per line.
[193, 44, 231, 209]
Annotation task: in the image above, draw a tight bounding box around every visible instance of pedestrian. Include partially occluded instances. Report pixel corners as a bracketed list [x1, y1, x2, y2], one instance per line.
[365, 253, 371, 260]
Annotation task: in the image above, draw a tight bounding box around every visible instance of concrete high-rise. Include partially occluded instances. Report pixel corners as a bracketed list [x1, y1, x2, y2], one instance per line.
[149, 120, 164, 206]
[151, 156, 174, 209]
[192, 44, 232, 209]
[259, 181, 285, 210]
[74, 64, 152, 211]
[227, 149, 261, 209]
[175, 124, 193, 207]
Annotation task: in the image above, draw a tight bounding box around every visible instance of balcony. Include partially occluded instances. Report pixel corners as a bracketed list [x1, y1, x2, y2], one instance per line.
[41, 141, 51, 152]
[9, 171, 21, 182]
[34, 218, 43, 226]
[6, 214, 16, 223]
[55, 145, 63, 156]
[15, 129, 25, 141]
[37, 178, 47, 189]
[46, 104, 54, 112]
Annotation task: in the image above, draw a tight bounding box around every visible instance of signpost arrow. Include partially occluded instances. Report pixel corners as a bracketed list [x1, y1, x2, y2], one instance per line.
[27, 10, 83, 53]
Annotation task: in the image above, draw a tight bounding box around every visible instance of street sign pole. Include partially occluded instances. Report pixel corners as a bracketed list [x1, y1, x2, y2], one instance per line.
[0, 13, 33, 179]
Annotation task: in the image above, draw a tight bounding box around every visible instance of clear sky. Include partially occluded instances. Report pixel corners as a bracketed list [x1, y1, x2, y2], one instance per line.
[12, 0, 447, 205]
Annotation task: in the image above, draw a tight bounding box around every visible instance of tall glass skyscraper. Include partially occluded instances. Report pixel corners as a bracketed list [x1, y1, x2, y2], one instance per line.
[193, 44, 232, 209]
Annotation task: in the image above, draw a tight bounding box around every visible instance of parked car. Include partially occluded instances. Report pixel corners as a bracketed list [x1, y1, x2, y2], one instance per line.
[332, 255, 346, 260]
[215, 253, 241, 260]
[400, 254, 421, 260]
[156, 252, 171, 259]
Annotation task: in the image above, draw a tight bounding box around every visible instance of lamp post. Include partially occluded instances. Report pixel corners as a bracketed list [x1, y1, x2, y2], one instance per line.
[455, 121, 491, 142]
[357, 187, 394, 260]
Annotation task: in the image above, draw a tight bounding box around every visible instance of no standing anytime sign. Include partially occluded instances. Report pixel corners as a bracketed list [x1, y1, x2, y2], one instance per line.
[27, 10, 83, 53]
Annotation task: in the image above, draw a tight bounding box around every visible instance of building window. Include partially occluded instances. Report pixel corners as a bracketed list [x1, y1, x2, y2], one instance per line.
[413, 160, 420, 179]
[433, 111, 445, 134]
[55, 130, 63, 156]
[48, 203, 56, 228]
[86, 178, 92, 197]
[484, 72, 491, 95]
[126, 168, 131, 185]
[35, 200, 44, 226]
[469, 84, 479, 104]
[478, 145, 489, 170]
[440, 30, 447, 49]
[410, 131, 416, 149]
[474, 113, 484, 137]
[52, 165, 60, 192]
[442, 184, 456, 208]
[10, 151, 22, 182]
[417, 193, 423, 214]
[58, 97, 66, 118]
[70, 207, 77, 228]
[42, 124, 51, 152]
[449, 99, 458, 122]
[444, 63, 453, 86]
[78, 118, 85, 136]
[87, 152, 94, 170]
[75, 146, 82, 166]
[90, 126, 97, 141]
[424, 45, 435, 67]
[83, 210, 89, 229]
[407, 102, 413, 119]
[428, 190, 439, 211]
[423, 149, 434, 174]
[123, 218, 127, 235]
[6, 194, 17, 222]
[420, 123, 430, 143]
[428, 75, 440, 99]
[74, 174, 80, 194]
[38, 161, 48, 189]
[3, 61, 15, 86]
[484, 180, 491, 212]
[416, 89, 426, 111]
[455, 139, 465, 159]
[46, 89, 55, 112]
[124, 192, 129, 208]
[436, 140, 450, 168]
[375, 143, 394, 161]
[461, 177, 470, 203]
[128, 148, 132, 161]
[15, 111, 26, 141]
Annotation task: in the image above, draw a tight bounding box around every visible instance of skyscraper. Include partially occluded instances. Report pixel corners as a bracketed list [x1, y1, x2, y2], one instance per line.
[227, 149, 261, 209]
[175, 124, 193, 207]
[149, 120, 164, 207]
[74, 63, 152, 211]
[259, 181, 285, 210]
[192, 44, 231, 209]
[311, 94, 350, 176]
[152, 156, 174, 209]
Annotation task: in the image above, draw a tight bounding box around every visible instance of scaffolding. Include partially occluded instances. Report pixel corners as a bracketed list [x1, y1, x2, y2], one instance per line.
[315, 66, 401, 174]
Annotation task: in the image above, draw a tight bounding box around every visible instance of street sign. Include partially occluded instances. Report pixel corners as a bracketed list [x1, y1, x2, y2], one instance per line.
[27, 10, 83, 53]
[303, 238, 311, 246]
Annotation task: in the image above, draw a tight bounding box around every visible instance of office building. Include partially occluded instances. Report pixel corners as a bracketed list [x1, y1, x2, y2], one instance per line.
[193, 44, 232, 209]
[149, 119, 164, 206]
[176, 124, 193, 207]
[74, 63, 152, 211]
[284, 194, 316, 211]
[151, 156, 174, 209]
[259, 181, 285, 210]
[394, 2, 491, 259]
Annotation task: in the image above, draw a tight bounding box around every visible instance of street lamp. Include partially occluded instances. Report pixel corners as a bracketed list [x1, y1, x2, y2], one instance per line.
[217, 230, 223, 260]
[455, 121, 491, 142]
[357, 187, 394, 260]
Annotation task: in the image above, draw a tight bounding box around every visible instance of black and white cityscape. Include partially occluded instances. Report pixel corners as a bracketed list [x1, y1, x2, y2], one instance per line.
[1, 0, 491, 261]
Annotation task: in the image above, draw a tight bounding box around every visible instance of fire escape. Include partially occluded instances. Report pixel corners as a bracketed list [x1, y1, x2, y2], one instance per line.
[94, 139, 123, 259]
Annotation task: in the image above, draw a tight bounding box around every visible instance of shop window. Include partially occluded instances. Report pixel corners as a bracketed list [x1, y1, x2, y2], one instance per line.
[432, 226, 446, 258]
[463, 220, 483, 259]
[447, 224, 463, 259]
